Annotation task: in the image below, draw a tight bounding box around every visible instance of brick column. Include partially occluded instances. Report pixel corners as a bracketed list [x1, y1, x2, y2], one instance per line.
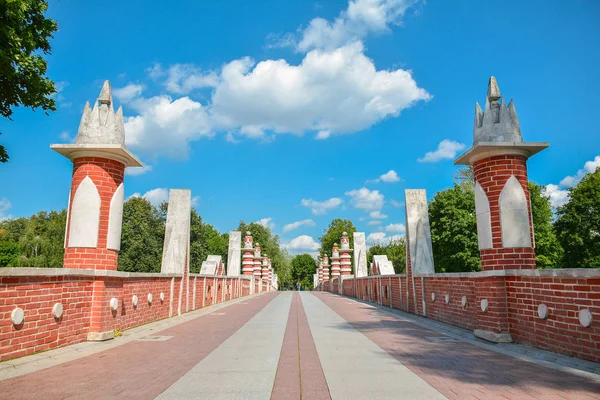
[242, 232, 254, 276]
[261, 255, 270, 281]
[330, 243, 341, 279]
[321, 255, 330, 283]
[253, 242, 262, 279]
[339, 232, 353, 276]
[318, 264, 323, 284]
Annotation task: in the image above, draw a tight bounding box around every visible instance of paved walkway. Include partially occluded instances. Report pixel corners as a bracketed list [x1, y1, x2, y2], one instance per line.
[1, 291, 599, 399]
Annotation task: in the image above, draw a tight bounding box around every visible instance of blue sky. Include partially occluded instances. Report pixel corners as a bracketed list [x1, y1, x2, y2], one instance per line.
[1, 0, 599, 254]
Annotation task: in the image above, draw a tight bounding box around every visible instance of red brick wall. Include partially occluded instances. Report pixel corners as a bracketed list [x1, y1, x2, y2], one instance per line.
[64, 157, 125, 271]
[0, 272, 253, 361]
[325, 271, 600, 363]
[473, 155, 536, 271]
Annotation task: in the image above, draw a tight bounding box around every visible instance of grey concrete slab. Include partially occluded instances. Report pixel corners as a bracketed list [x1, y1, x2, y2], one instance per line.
[301, 292, 446, 400]
[157, 292, 292, 399]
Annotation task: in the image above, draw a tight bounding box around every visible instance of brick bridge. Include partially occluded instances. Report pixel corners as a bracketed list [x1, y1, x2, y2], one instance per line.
[1, 79, 599, 398]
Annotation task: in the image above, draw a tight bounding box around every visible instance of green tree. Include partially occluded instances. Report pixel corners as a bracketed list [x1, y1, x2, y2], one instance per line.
[429, 183, 480, 272]
[529, 182, 562, 268]
[291, 253, 317, 291]
[189, 209, 228, 273]
[318, 218, 356, 273]
[555, 168, 600, 268]
[367, 237, 407, 273]
[119, 197, 164, 272]
[1, 0, 58, 162]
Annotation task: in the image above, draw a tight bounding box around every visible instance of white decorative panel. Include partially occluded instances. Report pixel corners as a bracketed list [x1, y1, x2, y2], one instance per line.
[107, 183, 124, 250]
[68, 176, 100, 248]
[405, 190, 435, 275]
[474, 182, 493, 250]
[353, 232, 368, 278]
[226, 231, 242, 276]
[500, 176, 532, 248]
[161, 189, 191, 274]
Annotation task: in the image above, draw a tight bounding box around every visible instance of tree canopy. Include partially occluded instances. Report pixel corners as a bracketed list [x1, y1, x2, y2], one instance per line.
[291, 254, 316, 291]
[366, 237, 406, 274]
[528, 182, 562, 269]
[0, 0, 58, 163]
[555, 168, 600, 268]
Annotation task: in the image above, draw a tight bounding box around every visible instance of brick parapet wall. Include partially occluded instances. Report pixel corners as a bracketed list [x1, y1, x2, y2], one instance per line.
[322, 270, 600, 363]
[0, 270, 254, 361]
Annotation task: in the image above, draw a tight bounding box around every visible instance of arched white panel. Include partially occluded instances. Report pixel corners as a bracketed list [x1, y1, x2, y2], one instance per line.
[474, 182, 493, 249]
[106, 183, 124, 250]
[500, 175, 532, 248]
[68, 176, 100, 248]
[64, 190, 71, 249]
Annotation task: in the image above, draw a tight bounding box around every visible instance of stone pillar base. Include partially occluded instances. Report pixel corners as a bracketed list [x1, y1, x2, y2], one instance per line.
[87, 330, 115, 341]
[474, 329, 512, 343]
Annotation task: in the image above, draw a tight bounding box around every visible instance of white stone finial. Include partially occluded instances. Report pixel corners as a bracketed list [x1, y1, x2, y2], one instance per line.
[98, 80, 112, 105]
[487, 76, 501, 102]
[74, 80, 124, 146]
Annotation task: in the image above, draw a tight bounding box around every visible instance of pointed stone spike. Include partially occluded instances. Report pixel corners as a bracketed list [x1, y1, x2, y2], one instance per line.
[507, 99, 520, 123]
[487, 76, 501, 102]
[98, 80, 112, 105]
[474, 102, 483, 129]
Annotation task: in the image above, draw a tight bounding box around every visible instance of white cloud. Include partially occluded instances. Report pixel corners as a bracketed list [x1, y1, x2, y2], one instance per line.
[114, 83, 144, 102]
[59, 131, 73, 142]
[367, 169, 400, 184]
[164, 64, 219, 94]
[0, 198, 13, 221]
[367, 231, 403, 245]
[125, 165, 153, 176]
[256, 217, 275, 229]
[191, 196, 200, 208]
[544, 184, 569, 209]
[543, 155, 600, 209]
[369, 210, 388, 219]
[301, 198, 343, 215]
[559, 156, 600, 187]
[297, 0, 421, 52]
[385, 223, 405, 233]
[129, 188, 169, 206]
[345, 187, 384, 211]
[285, 235, 321, 252]
[367, 220, 382, 226]
[283, 219, 316, 232]
[418, 139, 466, 163]
[389, 199, 404, 208]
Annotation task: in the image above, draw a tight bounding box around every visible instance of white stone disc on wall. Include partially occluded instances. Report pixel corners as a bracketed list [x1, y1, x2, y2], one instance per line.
[52, 303, 64, 318]
[431, 292, 436, 302]
[480, 299, 488, 312]
[445, 294, 450, 304]
[132, 295, 138, 307]
[109, 297, 119, 311]
[107, 183, 124, 250]
[537, 304, 549, 319]
[579, 309, 593, 328]
[11, 307, 25, 325]
[147, 293, 153, 303]
[461, 296, 467, 308]
[68, 176, 101, 248]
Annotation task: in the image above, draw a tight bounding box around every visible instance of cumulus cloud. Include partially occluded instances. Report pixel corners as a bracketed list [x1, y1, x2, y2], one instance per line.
[369, 210, 388, 219]
[389, 199, 404, 208]
[385, 223, 405, 233]
[543, 155, 600, 208]
[0, 198, 12, 221]
[367, 231, 403, 245]
[345, 187, 384, 211]
[367, 220, 382, 226]
[285, 235, 321, 252]
[418, 139, 466, 163]
[191, 196, 200, 208]
[283, 219, 316, 232]
[301, 198, 343, 215]
[164, 64, 219, 94]
[128, 188, 169, 206]
[125, 165, 153, 176]
[297, 0, 421, 52]
[367, 169, 400, 184]
[256, 217, 275, 229]
[114, 83, 144, 102]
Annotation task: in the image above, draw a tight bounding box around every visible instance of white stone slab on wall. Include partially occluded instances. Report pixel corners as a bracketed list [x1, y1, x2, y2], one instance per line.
[500, 176, 532, 248]
[405, 189, 435, 275]
[68, 176, 100, 248]
[474, 182, 493, 250]
[200, 260, 218, 275]
[226, 231, 242, 276]
[106, 183, 124, 250]
[161, 189, 191, 274]
[353, 232, 368, 278]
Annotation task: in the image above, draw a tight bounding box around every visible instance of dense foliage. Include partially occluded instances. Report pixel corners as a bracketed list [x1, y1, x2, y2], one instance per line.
[366, 237, 406, 274]
[0, 0, 58, 162]
[528, 182, 563, 268]
[290, 254, 317, 291]
[555, 168, 600, 268]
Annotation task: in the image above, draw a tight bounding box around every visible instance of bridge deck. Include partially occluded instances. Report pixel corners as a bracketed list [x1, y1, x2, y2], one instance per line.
[1, 292, 599, 399]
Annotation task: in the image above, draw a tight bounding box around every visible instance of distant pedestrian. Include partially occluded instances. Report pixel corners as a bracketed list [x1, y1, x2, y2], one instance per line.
[296, 280, 301, 291]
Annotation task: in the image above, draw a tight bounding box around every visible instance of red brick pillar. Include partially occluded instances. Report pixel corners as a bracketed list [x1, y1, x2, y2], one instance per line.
[242, 232, 254, 276]
[321, 255, 330, 283]
[339, 233, 353, 276]
[253, 242, 262, 282]
[331, 244, 341, 279]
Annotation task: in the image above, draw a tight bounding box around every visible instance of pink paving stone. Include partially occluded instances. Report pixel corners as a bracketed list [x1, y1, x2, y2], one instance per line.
[314, 292, 600, 400]
[271, 292, 330, 400]
[0, 293, 279, 400]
